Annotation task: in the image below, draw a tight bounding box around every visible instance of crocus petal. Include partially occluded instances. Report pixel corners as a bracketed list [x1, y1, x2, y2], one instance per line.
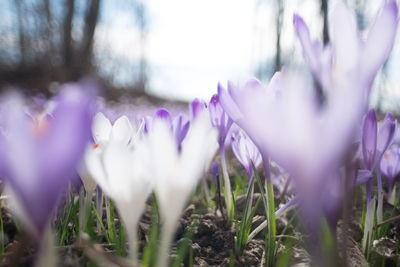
[293, 14, 322, 77]
[153, 108, 172, 127]
[110, 115, 133, 144]
[39, 84, 95, 183]
[362, 109, 377, 170]
[190, 98, 207, 120]
[173, 115, 190, 150]
[217, 83, 243, 122]
[92, 112, 112, 145]
[361, 1, 398, 84]
[329, 3, 359, 74]
[380, 146, 400, 185]
[231, 130, 262, 177]
[375, 113, 396, 166]
[209, 94, 223, 127]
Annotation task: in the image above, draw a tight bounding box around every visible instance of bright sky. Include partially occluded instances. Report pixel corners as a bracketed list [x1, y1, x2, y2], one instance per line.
[94, 0, 400, 112]
[95, 0, 323, 101]
[0, 0, 399, 109]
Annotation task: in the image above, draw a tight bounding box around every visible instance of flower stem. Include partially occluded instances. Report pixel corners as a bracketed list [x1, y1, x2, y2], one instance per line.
[246, 175, 254, 221]
[157, 221, 174, 267]
[127, 224, 139, 266]
[96, 188, 103, 234]
[79, 188, 93, 235]
[376, 166, 383, 223]
[220, 147, 232, 219]
[34, 224, 57, 267]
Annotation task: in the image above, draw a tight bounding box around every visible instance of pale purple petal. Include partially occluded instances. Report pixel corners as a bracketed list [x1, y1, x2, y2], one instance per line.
[293, 15, 322, 78]
[208, 94, 224, 128]
[375, 113, 396, 166]
[362, 109, 377, 170]
[361, 1, 398, 84]
[173, 115, 190, 151]
[329, 3, 359, 73]
[217, 83, 243, 122]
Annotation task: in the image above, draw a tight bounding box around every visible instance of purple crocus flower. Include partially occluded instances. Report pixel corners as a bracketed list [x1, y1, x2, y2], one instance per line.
[231, 130, 262, 179]
[360, 110, 396, 200]
[173, 115, 190, 152]
[362, 110, 396, 170]
[380, 146, 400, 201]
[0, 83, 96, 236]
[218, 67, 367, 241]
[151, 108, 191, 153]
[209, 93, 234, 215]
[209, 93, 233, 147]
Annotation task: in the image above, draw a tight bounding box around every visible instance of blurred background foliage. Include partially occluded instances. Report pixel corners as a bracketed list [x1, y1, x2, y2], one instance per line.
[0, 0, 399, 113]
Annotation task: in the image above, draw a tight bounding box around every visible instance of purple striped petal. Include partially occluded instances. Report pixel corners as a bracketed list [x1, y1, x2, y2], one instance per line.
[362, 109, 377, 170]
[375, 113, 396, 166]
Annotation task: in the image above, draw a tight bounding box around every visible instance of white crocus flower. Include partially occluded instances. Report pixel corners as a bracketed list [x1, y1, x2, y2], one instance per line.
[85, 113, 149, 265]
[77, 112, 137, 238]
[79, 112, 135, 193]
[137, 109, 217, 267]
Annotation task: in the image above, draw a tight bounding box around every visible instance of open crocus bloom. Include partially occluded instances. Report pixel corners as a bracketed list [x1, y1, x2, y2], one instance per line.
[140, 108, 218, 226]
[219, 68, 367, 237]
[85, 112, 150, 261]
[219, 70, 364, 180]
[0, 83, 96, 236]
[136, 107, 217, 267]
[294, 0, 398, 95]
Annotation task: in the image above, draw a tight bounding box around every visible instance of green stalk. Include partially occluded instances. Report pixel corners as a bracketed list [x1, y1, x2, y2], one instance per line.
[157, 220, 175, 267]
[35, 224, 57, 267]
[253, 162, 276, 267]
[79, 188, 93, 235]
[92, 203, 111, 244]
[220, 147, 233, 219]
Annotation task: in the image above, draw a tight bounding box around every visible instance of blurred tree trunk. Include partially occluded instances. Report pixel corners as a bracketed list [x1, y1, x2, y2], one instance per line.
[79, 0, 101, 77]
[135, 1, 147, 93]
[274, 0, 284, 72]
[42, 0, 54, 77]
[63, 0, 75, 72]
[14, 0, 26, 66]
[321, 0, 329, 45]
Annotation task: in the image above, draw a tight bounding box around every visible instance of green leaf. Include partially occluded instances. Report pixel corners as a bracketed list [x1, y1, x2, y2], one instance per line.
[253, 162, 276, 267]
[92, 203, 111, 244]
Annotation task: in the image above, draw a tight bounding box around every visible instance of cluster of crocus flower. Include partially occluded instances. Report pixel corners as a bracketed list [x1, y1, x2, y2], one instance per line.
[218, 0, 398, 257]
[80, 104, 217, 266]
[0, 1, 398, 266]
